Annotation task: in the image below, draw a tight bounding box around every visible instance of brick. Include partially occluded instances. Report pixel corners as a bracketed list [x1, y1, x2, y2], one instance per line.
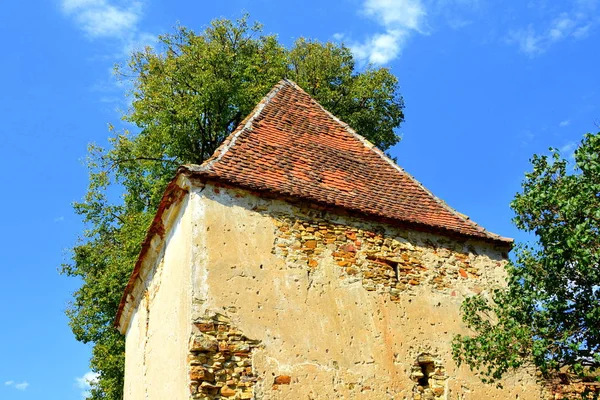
[189, 366, 215, 382]
[274, 375, 292, 385]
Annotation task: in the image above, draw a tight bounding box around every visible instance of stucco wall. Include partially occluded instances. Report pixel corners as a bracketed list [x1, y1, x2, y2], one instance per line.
[187, 184, 544, 400]
[123, 197, 193, 400]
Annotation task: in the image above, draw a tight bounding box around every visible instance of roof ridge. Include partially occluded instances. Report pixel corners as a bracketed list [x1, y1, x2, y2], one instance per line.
[193, 79, 292, 173]
[285, 80, 511, 243]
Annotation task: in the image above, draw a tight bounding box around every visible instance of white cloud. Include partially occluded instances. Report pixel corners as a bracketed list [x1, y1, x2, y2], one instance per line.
[62, 0, 104, 14]
[559, 119, 571, 127]
[507, 25, 544, 55]
[76, 372, 99, 399]
[54, 216, 65, 222]
[5, 380, 29, 391]
[363, 0, 426, 32]
[507, 4, 598, 56]
[560, 141, 577, 160]
[351, 30, 409, 65]
[349, 0, 427, 65]
[572, 23, 592, 38]
[346, 0, 484, 64]
[120, 31, 157, 57]
[61, 0, 142, 39]
[59, 0, 156, 84]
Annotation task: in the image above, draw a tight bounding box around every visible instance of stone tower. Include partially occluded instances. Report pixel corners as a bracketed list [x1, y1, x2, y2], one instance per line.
[115, 79, 542, 399]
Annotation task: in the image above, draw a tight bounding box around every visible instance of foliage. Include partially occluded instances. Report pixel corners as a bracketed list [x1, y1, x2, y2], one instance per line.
[453, 132, 600, 396]
[64, 15, 405, 399]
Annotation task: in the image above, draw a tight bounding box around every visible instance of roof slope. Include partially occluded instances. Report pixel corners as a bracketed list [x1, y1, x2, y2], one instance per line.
[184, 79, 510, 245]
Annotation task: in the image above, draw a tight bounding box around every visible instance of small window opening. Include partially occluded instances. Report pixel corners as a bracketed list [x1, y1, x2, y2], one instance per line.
[410, 354, 447, 399]
[366, 255, 399, 281]
[417, 360, 435, 388]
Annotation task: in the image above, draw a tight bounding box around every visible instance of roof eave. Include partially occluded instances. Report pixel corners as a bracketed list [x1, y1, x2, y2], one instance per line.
[182, 165, 513, 248]
[114, 172, 191, 333]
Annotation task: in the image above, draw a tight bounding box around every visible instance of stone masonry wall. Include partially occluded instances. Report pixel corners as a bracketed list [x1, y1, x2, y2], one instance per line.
[271, 214, 503, 303]
[188, 313, 262, 399]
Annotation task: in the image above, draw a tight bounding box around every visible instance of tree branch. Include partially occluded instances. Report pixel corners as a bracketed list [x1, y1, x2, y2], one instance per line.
[108, 157, 179, 172]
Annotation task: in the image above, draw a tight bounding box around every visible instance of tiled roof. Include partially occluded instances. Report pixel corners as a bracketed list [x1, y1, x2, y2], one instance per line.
[184, 79, 511, 245]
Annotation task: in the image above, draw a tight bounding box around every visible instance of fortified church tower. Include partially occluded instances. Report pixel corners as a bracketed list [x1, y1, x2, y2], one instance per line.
[115, 80, 542, 399]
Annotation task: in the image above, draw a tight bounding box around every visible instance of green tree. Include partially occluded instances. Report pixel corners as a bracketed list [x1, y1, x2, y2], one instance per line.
[64, 15, 405, 399]
[452, 132, 600, 397]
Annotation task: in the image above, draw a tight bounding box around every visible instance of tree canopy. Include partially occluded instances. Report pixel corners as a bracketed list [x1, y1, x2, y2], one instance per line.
[453, 132, 600, 397]
[64, 15, 405, 399]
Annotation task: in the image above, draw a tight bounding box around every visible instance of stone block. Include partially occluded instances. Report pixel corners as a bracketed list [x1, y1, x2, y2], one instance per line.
[274, 375, 292, 385]
[190, 334, 218, 353]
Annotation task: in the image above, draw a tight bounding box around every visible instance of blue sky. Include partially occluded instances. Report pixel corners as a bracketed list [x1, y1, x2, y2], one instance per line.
[0, 0, 598, 398]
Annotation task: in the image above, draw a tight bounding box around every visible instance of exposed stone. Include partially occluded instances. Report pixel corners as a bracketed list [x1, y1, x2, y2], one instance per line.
[190, 334, 218, 353]
[188, 313, 261, 399]
[189, 366, 214, 382]
[123, 183, 543, 400]
[274, 375, 292, 385]
[304, 240, 317, 249]
[271, 215, 490, 302]
[219, 386, 236, 397]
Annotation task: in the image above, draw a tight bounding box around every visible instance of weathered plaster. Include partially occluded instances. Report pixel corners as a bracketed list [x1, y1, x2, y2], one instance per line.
[185, 184, 543, 399]
[123, 295, 148, 400]
[123, 195, 193, 400]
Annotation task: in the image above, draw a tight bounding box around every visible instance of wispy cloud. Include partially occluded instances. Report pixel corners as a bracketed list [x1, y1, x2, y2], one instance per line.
[75, 372, 99, 399]
[5, 380, 29, 391]
[347, 0, 428, 65]
[559, 119, 571, 127]
[59, 0, 156, 110]
[520, 129, 536, 146]
[507, 25, 543, 55]
[120, 31, 157, 56]
[431, 0, 481, 30]
[351, 30, 411, 65]
[59, 0, 155, 59]
[363, 0, 426, 31]
[342, 0, 484, 64]
[61, 0, 143, 39]
[54, 216, 65, 223]
[507, 2, 598, 56]
[560, 141, 578, 162]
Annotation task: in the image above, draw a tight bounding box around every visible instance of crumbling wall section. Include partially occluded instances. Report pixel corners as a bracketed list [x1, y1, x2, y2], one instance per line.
[188, 312, 262, 399]
[271, 214, 501, 300]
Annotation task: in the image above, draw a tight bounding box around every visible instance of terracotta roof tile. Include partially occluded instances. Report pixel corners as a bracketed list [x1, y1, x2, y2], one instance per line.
[185, 79, 511, 245]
